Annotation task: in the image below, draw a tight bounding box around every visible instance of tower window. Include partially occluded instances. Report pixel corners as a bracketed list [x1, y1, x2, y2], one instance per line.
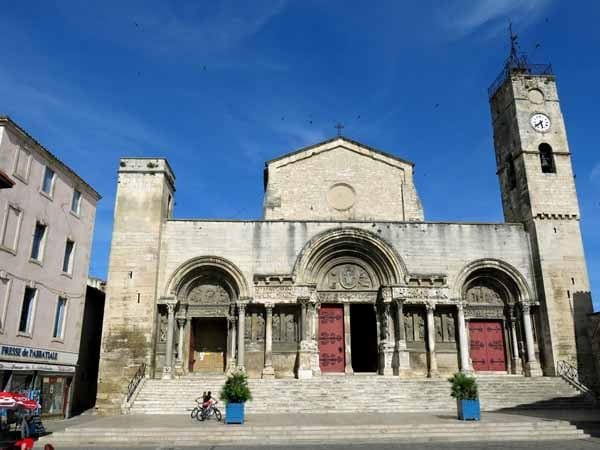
[506, 157, 516, 189]
[539, 143, 556, 173]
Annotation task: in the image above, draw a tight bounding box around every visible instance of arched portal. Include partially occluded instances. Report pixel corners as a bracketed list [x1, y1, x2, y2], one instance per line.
[456, 260, 539, 375]
[159, 256, 248, 376]
[294, 228, 405, 374]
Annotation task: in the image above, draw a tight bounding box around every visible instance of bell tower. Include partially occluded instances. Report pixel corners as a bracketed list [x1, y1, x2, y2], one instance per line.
[488, 37, 593, 378]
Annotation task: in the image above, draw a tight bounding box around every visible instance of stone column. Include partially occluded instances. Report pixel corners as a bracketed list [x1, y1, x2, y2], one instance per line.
[176, 318, 186, 368]
[262, 304, 275, 378]
[297, 297, 319, 379]
[237, 303, 246, 370]
[300, 300, 307, 341]
[379, 302, 395, 376]
[343, 303, 353, 374]
[227, 316, 237, 373]
[425, 303, 438, 378]
[394, 299, 410, 374]
[456, 303, 470, 373]
[522, 304, 542, 376]
[162, 301, 177, 379]
[509, 308, 522, 375]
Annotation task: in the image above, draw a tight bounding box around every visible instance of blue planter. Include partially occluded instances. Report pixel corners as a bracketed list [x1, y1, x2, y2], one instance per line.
[457, 399, 480, 421]
[225, 402, 245, 424]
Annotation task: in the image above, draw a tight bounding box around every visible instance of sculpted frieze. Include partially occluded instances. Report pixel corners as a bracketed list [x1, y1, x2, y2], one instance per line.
[317, 291, 377, 303]
[465, 305, 505, 320]
[392, 286, 449, 300]
[254, 285, 296, 302]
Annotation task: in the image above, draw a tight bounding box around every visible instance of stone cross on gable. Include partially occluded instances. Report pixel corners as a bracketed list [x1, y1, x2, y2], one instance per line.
[334, 123, 344, 137]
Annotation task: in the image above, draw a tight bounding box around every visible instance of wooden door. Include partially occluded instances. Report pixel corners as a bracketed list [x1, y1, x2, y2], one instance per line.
[319, 304, 345, 372]
[469, 320, 506, 371]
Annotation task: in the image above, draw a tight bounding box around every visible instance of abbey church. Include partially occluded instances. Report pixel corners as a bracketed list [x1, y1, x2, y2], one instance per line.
[96, 56, 594, 411]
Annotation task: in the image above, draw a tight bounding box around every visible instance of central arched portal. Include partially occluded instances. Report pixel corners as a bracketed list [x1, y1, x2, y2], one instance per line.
[315, 258, 386, 374]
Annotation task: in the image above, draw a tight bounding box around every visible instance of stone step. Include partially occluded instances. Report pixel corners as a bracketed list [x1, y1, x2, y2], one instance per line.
[39, 421, 588, 446]
[129, 375, 593, 415]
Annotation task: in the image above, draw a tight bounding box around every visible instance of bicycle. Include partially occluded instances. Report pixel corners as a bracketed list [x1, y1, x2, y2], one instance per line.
[197, 400, 222, 422]
[190, 397, 203, 419]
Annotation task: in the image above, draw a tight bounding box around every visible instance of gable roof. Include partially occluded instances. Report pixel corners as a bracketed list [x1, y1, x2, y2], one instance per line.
[265, 136, 414, 167]
[0, 116, 101, 200]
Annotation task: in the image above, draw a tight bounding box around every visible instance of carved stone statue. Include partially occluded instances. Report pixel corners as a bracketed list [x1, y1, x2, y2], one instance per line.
[446, 314, 456, 342]
[435, 314, 443, 342]
[404, 311, 413, 342]
[416, 313, 425, 341]
[159, 313, 168, 343]
[273, 314, 281, 342]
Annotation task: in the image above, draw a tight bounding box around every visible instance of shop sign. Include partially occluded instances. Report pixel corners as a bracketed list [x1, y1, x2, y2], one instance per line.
[0, 344, 77, 365]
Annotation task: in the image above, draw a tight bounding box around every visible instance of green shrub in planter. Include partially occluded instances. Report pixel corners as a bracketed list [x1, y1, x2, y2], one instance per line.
[221, 370, 252, 424]
[448, 372, 480, 421]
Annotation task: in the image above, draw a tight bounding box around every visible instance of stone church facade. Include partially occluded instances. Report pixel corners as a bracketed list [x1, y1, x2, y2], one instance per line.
[96, 62, 594, 411]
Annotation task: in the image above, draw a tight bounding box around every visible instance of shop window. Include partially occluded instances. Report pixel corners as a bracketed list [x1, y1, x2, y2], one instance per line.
[71, 190, 81, 214]
[30, 222, 47, 261]
[41, 166, 55, 195]
[62, 239, 75, 274]
[539, 143, 556, 173]
[41, 376, 68, 416]
[1, 204, 22, 252]
[53, 297, 67, 339]
[19, 287, 37, 334]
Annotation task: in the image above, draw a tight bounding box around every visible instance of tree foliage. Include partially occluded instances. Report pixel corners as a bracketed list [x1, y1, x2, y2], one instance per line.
[448, 372, 478, 400]
[220, 369, 252, 404]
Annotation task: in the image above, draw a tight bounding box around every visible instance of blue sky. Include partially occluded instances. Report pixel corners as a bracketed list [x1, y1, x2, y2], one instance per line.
[1, 1, 598, 308]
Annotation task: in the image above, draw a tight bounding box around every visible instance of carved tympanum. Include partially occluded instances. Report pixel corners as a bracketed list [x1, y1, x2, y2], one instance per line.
[466, 285, 504, 306]
[323, 264, 372, 290]
[188, 282, 230, 305]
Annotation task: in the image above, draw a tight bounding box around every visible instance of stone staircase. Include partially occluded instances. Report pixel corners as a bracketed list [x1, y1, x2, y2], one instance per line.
[129, 374, 594, 415]
[39, 419, 589, 446]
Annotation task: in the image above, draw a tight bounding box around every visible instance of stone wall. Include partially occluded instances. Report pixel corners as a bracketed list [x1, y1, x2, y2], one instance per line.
[96, 158, 174, 413]
[263, 138, 423, 221]
[158, 220, 533, 299]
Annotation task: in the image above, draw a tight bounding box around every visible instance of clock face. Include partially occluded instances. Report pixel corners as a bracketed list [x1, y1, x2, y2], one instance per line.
[530, 113, 551, 132]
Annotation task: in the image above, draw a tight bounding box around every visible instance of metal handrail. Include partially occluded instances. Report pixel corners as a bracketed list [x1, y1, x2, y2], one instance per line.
[126, 363, 146, 403]
[557, 360, 593, 395]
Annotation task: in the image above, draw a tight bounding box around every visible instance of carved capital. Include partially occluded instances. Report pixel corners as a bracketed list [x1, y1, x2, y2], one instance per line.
[380, 286, 393, 303]
[297, 296, 310, 306]
[264, 303, 274, 313]
[425, 301, 436, 312]
[521, 303, 531, 314]
[176, 318, 186, 328]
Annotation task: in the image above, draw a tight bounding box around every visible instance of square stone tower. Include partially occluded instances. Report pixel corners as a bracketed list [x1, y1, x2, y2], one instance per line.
[489, 55, 594, 379]
[96, 158, 174, 413]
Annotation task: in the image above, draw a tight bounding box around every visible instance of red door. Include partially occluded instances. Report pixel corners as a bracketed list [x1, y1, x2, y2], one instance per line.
[319, 304, 345, 372]
[469, 320, 506, 372]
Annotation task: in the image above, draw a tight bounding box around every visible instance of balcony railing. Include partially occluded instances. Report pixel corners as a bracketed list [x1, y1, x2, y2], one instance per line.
[488, 62, 553, 99]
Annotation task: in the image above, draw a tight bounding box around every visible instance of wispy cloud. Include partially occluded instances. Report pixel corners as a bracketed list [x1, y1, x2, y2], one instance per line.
[439, 0, 554, 39]
[55, 0, 287, 67]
